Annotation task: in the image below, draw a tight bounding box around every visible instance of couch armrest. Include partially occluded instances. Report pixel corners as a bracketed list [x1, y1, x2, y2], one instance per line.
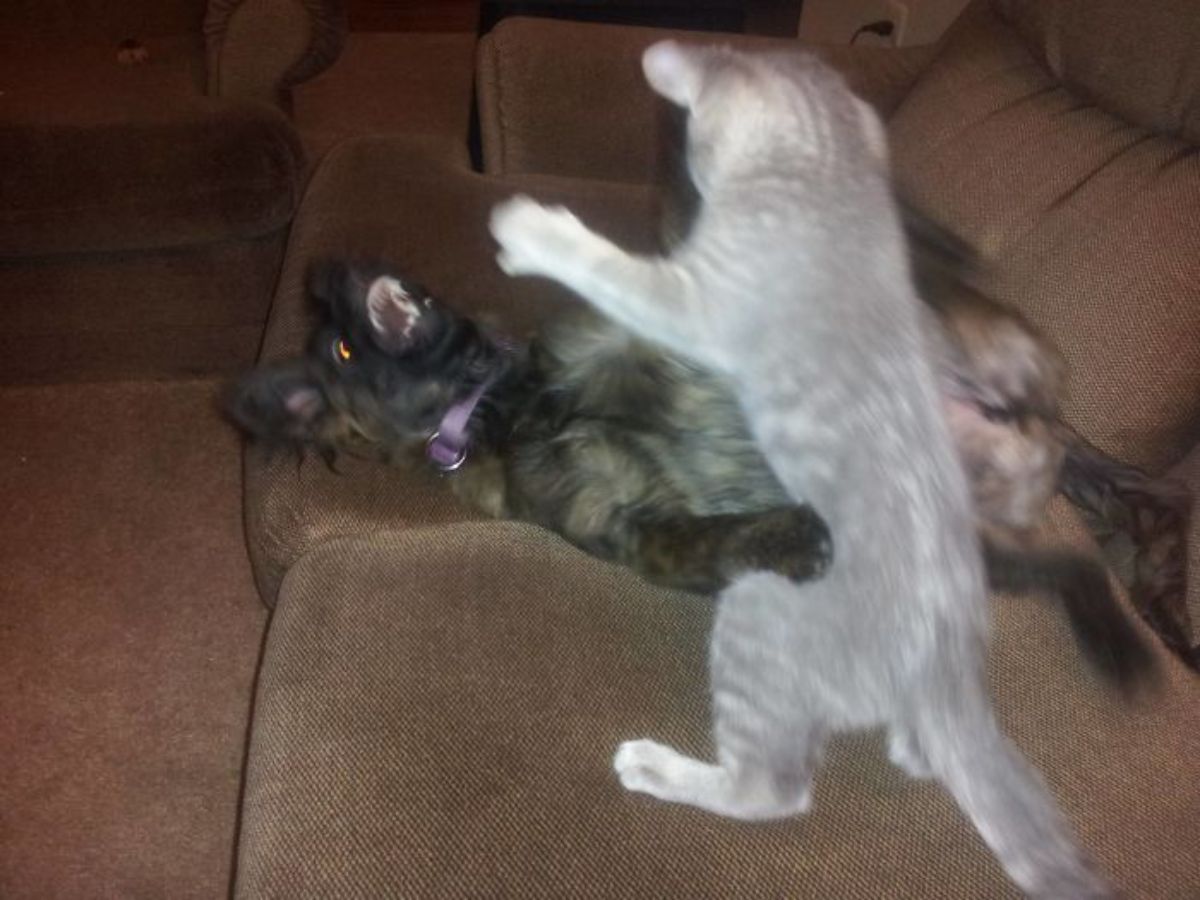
[205, 0, 347, 112]
[0, 98, 304, 258]
[476, 16, 938, 183]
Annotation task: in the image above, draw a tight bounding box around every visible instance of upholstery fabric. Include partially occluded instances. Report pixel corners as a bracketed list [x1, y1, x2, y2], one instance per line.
[0, 98, 302, 258]
[887, 0, 1200, 471]
[475, 17, 937, 183]
[243, 136, 660, 602]
[236, 518, 1200, 898]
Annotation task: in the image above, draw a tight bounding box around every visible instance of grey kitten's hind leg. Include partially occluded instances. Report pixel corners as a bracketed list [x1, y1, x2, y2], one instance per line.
[614, 738, 817, 821]
[615, 573, 829, 821]
[887, 726, 934, 779]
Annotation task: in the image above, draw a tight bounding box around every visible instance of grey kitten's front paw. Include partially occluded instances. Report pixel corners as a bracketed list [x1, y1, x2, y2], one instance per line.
[489, 194, 592, 278]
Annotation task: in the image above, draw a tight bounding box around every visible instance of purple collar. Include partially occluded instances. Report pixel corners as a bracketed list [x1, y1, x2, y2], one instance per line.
[425, 377, 494, 472]
[424, 335, 518, 472]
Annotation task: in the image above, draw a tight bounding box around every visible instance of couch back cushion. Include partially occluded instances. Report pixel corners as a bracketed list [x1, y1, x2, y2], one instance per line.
[888, 0, 1200, 471]
[996, 0, 1200, 145]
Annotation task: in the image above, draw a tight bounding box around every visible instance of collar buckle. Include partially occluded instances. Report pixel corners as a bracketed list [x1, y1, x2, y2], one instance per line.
[426, 432, 468, 473]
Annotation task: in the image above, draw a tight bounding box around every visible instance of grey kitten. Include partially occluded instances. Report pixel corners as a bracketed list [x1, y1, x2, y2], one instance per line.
[490, 41, 1111, 899]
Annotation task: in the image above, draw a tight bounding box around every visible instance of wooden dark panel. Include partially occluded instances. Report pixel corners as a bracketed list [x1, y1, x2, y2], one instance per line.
[346, 0, 481, 32]
[479, 1, 802, 36]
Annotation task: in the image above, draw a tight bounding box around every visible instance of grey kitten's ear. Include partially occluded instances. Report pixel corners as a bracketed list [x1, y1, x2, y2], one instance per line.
[365, 276, 426, 349]
[643, 40, 701, 107]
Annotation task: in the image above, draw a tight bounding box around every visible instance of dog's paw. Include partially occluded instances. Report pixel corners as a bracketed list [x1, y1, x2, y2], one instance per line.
[490, 194, 591, 278]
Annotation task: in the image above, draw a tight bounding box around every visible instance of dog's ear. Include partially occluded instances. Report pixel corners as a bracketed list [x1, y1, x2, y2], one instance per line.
[224, 364, 328, 442]
[363, 275, 429, 351]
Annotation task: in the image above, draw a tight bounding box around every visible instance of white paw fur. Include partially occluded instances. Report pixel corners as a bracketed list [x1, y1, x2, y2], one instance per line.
[887, 730, 934, 779]
[613, 738, 685, 798]
[489, 194, 594, 278]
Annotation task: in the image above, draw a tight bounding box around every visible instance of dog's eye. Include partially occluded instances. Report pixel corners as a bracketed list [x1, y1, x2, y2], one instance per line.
[332, 337, 353, 364]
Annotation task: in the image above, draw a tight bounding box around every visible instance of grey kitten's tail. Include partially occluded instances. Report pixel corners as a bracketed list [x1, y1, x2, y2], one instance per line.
[916, 697, 1113, 899]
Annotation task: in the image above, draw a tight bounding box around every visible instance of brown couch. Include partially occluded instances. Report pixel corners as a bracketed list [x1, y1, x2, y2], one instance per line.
[234, 1, 1200, 896]
[0, 0, 344, 382]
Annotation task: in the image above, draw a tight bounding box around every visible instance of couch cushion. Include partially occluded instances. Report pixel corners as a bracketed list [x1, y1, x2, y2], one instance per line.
[995, 0, 1200, 145]
[244, 135, 660, 602]
[887, 1, 1200, 472]
[235, 514, 1200, 898]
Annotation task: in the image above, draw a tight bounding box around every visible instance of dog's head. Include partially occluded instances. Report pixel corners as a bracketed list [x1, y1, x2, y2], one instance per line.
[900, 201, 1069, 532]
[937, 302, 1067, 532]
[921, 277, 1067, 532]
[226, 259, 506, 462]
